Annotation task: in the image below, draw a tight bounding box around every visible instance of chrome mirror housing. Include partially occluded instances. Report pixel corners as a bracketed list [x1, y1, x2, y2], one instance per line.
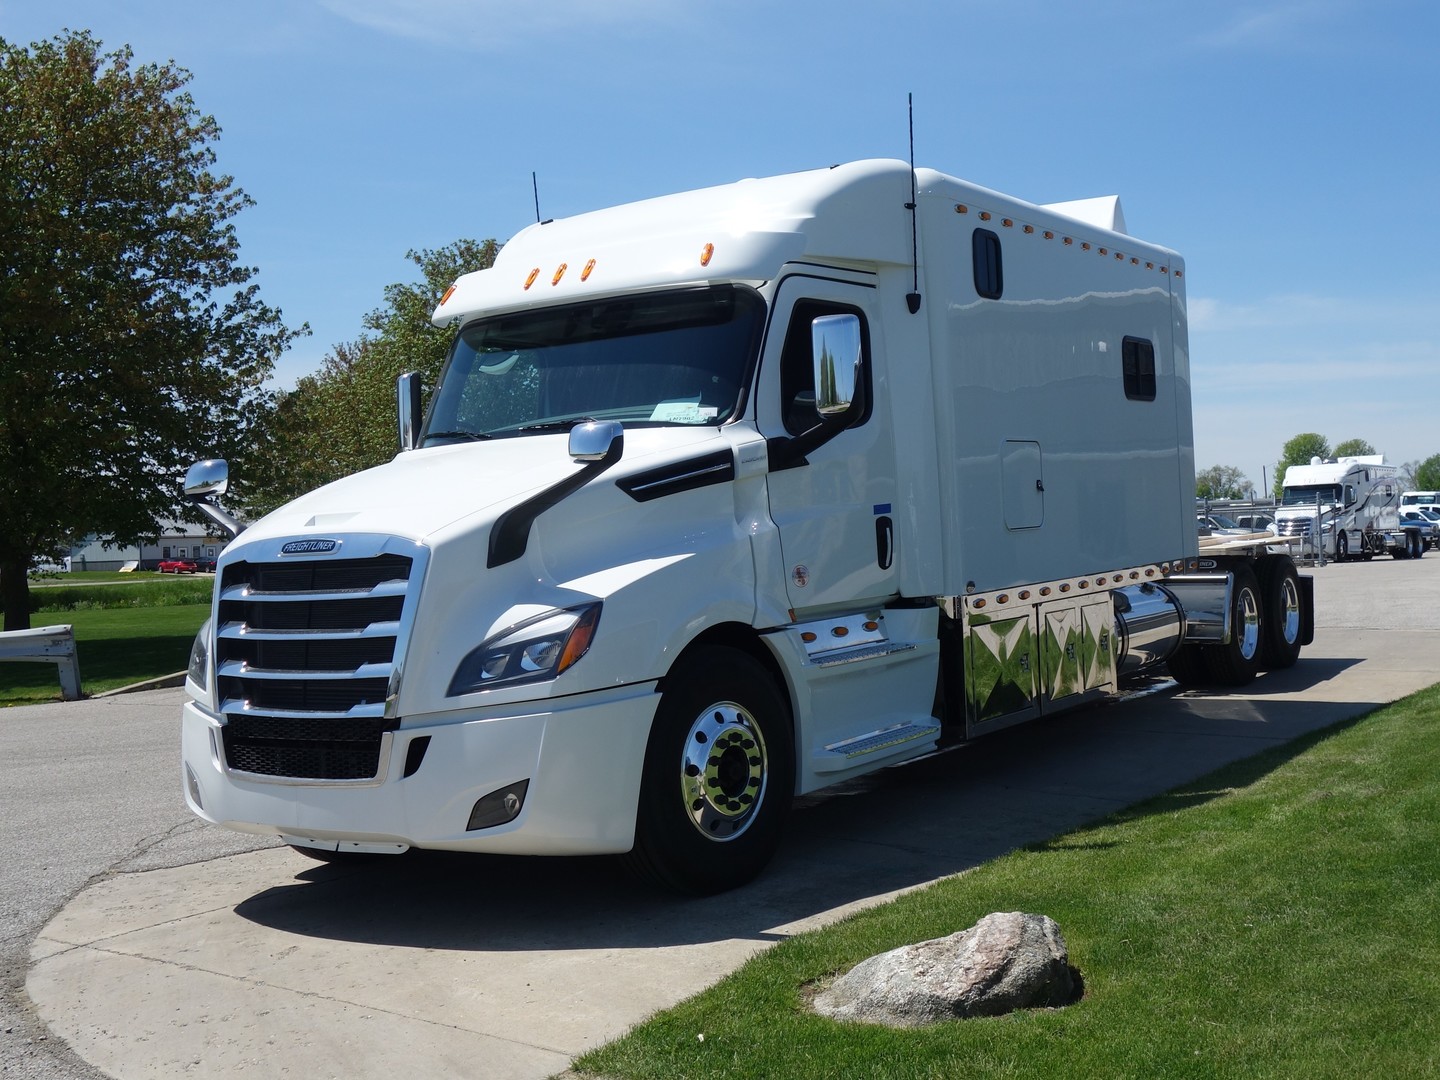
[184, 459, 230, 499]
[569, 420, 624, 463]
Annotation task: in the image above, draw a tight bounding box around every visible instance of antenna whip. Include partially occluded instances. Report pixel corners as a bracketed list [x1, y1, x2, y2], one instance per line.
[905, 94, 922, 314]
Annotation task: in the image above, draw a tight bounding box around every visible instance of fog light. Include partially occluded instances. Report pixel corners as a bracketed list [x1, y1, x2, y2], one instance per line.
[467, 779, 530, 831]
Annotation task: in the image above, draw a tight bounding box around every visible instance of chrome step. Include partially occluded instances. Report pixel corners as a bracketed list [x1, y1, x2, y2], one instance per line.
[812, 720, 941, 773]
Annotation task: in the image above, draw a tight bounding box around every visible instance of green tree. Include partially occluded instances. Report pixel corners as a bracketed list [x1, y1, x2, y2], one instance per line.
[1196, 465, 1250, 500]
[1416, 454, 1440, 491]
[1333, 438, 1377, 458]
[0, 32, 303, 630]
[242, 240, 498, 517]
[1274, 433, 1331, 498]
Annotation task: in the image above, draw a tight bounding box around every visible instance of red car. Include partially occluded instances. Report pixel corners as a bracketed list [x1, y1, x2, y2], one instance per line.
[157, 559, 199, 574]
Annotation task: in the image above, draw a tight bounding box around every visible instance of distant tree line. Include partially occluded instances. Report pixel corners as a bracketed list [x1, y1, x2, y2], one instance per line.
[1198, 435, 1440, 504]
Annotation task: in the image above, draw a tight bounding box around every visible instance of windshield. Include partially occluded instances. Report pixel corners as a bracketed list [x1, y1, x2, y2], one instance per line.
[422, 285, 764, 445]
[1281, 484, 1341, 507]
[1401, 493, 1438, 506]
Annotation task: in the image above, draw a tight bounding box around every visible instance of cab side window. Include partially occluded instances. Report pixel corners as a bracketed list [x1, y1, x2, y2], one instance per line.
[779, 299, 870, 436]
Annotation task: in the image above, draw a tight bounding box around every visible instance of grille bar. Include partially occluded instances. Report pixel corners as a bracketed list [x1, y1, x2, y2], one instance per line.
[220, 579, 409, 604]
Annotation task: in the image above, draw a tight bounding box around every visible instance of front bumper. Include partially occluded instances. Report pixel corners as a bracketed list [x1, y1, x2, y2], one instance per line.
[181, 681, 658, 856]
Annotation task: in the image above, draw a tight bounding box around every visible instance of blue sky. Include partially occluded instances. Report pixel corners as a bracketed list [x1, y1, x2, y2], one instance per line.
[5, 0, 1438, 487]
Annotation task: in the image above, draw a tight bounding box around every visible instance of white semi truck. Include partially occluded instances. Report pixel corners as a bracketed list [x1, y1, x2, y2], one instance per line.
[180, 160, 1313, 893]
[1274, 455, 1425, 560]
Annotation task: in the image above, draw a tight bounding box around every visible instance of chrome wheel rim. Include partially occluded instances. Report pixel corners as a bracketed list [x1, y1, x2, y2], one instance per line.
[1279, 577, 1301, 645]
[1238, 586, 1261, 660]
[680, 702, 768, 842]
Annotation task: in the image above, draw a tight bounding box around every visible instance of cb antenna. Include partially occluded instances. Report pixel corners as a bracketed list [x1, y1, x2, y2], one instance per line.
[532, 171, 542, 224]
[905, 93, 922, 315]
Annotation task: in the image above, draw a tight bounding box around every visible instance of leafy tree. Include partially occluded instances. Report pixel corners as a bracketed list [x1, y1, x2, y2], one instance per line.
[1196, 465, 1250, 500]
[242, 240, 498, 518]
[1333, 438, 1377, 458]
[0, 32, 303, 630]
[1416, 454, 1440, 491]
[1273, 433, 1331, 498]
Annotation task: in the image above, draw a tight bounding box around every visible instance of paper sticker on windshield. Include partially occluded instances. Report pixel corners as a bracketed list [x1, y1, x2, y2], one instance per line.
[650, 401, 717, 424]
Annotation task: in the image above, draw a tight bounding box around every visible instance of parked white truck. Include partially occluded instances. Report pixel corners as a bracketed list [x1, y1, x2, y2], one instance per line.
[180, 159, 1313, 893]
[1274, 455, 1424, 560]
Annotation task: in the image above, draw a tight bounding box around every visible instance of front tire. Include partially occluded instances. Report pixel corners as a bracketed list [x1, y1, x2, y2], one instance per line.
[627, 646, 794, 895]
[1205, 564, 1265, 685]
[1335, 531, 1348, 562]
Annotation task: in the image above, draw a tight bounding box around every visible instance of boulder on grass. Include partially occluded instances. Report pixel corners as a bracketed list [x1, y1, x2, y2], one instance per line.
[812, 911, 1078, 1027]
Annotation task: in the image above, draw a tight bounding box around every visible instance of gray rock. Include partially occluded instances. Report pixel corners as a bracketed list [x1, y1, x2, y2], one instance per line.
[812, 911, 1078, 1027]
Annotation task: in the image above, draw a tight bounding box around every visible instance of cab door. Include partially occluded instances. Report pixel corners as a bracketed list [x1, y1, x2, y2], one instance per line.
[759, 274, 899, 617]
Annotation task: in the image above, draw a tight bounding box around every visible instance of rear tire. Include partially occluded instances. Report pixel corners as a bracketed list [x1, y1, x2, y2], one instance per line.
[1256, 555, 1303, 670]
[1166, 642, 1211, 687]
[626, 646, 794, 895]
[1205, 564, 1264, 686]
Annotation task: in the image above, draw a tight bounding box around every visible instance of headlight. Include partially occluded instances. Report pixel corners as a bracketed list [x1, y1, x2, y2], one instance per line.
[186, 618, 211, 695]
[448, 603, 601, 697]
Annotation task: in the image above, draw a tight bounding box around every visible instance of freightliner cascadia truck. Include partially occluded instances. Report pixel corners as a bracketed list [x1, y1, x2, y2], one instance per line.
[180, 159, 1313, 893]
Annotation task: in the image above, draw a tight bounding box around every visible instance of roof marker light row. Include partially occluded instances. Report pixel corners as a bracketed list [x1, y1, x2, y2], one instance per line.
[955, 204, 1178, 278]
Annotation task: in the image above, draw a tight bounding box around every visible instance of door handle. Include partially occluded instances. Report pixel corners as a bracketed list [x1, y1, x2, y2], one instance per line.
[875, 516, 894, 570]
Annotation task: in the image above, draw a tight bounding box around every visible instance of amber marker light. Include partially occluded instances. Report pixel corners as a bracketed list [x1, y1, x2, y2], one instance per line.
[581, 259, 596, 281]
[955, 204, 969, 214]
[524, 268, 540, 290]
[555, 605, 601, 674]
[801, 631, 817, 643]
[439, 284, 457, 306]
[700, 243, 714, 267]
[551, 263, 568, 286]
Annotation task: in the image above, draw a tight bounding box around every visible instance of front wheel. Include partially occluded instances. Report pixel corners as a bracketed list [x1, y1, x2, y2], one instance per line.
[1335, 531, 1348, 562]
[626, 646, 794, 895]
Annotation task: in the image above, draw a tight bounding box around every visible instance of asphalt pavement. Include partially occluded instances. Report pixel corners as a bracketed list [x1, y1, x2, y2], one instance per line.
[5, 556, 1439, 1079]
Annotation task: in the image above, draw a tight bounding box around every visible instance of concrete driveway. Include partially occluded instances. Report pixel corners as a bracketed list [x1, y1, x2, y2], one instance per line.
[21, 558, 1440, 1079]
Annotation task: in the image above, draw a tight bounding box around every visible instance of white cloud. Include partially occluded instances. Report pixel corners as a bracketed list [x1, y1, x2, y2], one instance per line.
[318, 0, 681, 50]
[1194, 1, 1353, 50]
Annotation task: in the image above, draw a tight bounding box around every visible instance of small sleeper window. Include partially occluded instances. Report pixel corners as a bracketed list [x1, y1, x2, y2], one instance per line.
[1122, 336, 1156, 401]
[972, 229, 1003, 300]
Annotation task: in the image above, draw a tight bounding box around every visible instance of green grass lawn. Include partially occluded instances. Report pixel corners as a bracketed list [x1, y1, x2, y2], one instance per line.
[575, 687, 1440, 1080]
[0, 603, 209, 705]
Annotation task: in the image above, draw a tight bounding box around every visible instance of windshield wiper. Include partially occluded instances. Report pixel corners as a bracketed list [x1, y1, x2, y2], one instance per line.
[424, 430, 492, 444]
[516, 417, 599, 434]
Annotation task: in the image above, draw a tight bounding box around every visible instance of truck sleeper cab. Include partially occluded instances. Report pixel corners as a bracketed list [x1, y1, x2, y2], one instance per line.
[181, 160, 1313, 893]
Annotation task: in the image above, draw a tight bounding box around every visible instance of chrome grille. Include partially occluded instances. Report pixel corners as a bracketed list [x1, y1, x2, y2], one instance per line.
[215, 552, 414, 781]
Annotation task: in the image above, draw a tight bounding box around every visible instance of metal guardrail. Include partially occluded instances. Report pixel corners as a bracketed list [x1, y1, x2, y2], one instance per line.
[0, 624, 83, 700]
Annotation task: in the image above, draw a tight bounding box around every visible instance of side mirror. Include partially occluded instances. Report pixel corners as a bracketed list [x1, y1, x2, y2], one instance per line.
[184, 459, 230, 499]
[183, 459, 244, 541]
[569, 420, 624, 464]
[812, 314, 862, 417]
[397, 372, 423, 451]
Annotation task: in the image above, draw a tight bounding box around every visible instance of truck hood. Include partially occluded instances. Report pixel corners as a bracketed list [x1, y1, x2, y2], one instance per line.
[236, 429, 724, 548]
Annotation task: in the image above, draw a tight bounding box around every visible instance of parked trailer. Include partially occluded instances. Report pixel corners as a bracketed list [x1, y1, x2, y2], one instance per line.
[179, 160, 1314, 893]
